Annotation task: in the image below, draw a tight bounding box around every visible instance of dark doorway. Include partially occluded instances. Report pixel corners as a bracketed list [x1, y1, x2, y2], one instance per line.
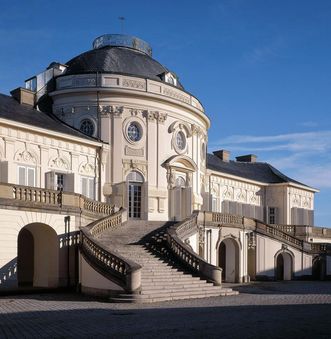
[276, 253, 284, 280]
[219, 242, 226, 280]
[312, 257, 326, 280]
[17, 228, 34, 286]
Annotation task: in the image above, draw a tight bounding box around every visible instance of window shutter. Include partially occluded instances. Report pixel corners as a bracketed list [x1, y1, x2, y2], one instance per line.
[88, 178, 95, 199]
[0, 161, 8, 182]
[64, 173, 75, 192]
[45, 171, 55, 190]
[81, 177, 88, 197]
[222, 200, 230, 214]
[27, 168, 35, 187]
[18, 167, 26, 185]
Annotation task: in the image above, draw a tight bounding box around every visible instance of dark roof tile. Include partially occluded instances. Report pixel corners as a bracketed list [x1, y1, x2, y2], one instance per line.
[207, 153, 309, 187]
[0, 93, 97, 141]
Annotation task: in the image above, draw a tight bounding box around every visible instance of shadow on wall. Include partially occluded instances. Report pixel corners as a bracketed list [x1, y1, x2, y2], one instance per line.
[0, 257, 17, 288]
[0, 228, 79, 291]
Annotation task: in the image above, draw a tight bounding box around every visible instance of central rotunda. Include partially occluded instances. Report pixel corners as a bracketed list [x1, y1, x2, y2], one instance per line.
[43, 34, 209, 221]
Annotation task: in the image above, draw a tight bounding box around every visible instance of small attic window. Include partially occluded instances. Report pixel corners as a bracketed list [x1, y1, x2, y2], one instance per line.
[162, 72, 178, 86]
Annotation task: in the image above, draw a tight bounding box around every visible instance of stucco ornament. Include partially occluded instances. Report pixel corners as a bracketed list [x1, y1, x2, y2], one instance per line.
[15, 149, 37, 164]
[79, 162, 96, 175]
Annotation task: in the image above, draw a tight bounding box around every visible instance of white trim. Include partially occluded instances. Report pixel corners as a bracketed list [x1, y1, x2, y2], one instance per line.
[0, 118, 104, 147]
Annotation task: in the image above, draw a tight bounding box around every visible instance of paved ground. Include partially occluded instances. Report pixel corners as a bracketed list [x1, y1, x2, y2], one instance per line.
[0, 281, 331, 338]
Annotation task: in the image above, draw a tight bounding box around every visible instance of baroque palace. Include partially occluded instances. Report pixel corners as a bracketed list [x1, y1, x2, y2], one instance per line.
[0, 34, 330, 301]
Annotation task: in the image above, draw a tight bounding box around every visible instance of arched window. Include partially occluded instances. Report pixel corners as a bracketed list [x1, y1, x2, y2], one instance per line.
[175, 176, 186, 187]
[80, 119, 95, 136]
[127, 171, 144, 183]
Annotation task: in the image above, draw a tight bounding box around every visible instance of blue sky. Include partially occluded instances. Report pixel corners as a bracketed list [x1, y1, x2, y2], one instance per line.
[1, 0, 331, 226]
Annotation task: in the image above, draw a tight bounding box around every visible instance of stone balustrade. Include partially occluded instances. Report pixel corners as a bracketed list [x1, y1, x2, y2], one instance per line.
[0, 183, 116, 218]
[12, 185, 61, 205]
[210, 212, 243, 226]
[55, 74, 204, 113]
[207, 211, 330, 254]
[167, 212, 222, 286]
[80, 210, 141, 292]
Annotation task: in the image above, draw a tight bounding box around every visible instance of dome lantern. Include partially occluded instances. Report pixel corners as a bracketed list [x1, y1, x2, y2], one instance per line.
[92, 34, 152, 57]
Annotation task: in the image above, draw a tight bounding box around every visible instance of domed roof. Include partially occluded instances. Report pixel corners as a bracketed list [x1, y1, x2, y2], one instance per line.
[63, 34, 184, 89]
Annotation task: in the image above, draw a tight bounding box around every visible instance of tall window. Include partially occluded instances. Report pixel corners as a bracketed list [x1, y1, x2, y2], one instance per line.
[81, 177, 95, 199]
[269, 207, 276, 224]
[55, 173, 64, 191]
[18, 166, 35, 186]
[212, 196, 218, 212]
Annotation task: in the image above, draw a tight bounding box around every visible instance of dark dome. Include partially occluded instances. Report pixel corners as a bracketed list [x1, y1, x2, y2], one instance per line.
[63, 46, 184, 89]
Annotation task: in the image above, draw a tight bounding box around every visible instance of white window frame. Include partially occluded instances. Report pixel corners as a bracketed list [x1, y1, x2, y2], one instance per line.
[81, 176, 95, 199]
[18, 165, 36, 187]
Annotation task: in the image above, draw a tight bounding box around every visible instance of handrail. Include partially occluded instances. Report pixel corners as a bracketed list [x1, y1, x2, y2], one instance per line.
[87, 209, 123, 237]
[0, 183, 116, 218]
[212, 212, 243, 225]
[82, 196, 115, 216]
[12, 185, 62, 205]
[80, 211, 141, 292]
[209, 212, 330, 254]
[167, 213, 222, 286]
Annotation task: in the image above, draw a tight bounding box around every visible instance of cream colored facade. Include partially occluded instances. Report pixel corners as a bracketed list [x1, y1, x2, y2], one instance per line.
[0, 34, 330, 293]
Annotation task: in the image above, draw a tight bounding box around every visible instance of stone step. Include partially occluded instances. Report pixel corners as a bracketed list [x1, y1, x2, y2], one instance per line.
[110, 289, 238, 303]
[140, 285, 222, 294]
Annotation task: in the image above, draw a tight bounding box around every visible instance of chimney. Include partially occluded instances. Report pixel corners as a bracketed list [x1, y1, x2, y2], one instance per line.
[213, 149, 230, 162]
[10, 87, 35, 107]
[235, 154, 257, 163]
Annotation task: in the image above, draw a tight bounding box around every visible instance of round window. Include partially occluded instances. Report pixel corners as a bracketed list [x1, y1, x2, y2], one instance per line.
[127, 122, 142, 142]
[176, 131, 186, 150]
[80, 119, 94, 136]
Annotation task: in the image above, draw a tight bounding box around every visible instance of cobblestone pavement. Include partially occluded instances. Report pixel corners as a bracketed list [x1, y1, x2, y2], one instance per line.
[0, 281, 331, 338]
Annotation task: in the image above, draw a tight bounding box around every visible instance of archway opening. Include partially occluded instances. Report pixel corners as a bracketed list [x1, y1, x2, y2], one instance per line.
[312, 257, 326, 281]
[17, 223, 59, 288]
[218, 238, 239, 283]
[276, 252, 292, 281]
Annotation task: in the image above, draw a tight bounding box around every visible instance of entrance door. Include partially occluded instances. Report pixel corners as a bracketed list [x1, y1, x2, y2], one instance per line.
[127, 171, 144, 220]
[128, 183, 142, 219]
[276, 254, 284, 280]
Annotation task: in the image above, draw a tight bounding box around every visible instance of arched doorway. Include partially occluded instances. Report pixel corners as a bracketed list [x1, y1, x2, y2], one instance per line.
[163, 155, 197, 221]
[312, 256, 326, 280]
[218, 238, 240, 283]
[127, 171, 144, 219]
[275, 252, 292, 281]
[17, 223, 59, 288]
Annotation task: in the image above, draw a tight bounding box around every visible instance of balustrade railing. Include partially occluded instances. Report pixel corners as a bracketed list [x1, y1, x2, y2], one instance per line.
[89, 210, 122, 237]
[12, 185, 61, 205]
[175, 214, 198, 239]
[167, 213, 222, 285]
[212, 212, 243, 225]
[209, 212, 328, 253]
[263, 224, 303, 248]
[0, 259, 17, 286]
[83, 197, 115, 216]
[273, 224, 295, 234]
[80, 211, 141, 292]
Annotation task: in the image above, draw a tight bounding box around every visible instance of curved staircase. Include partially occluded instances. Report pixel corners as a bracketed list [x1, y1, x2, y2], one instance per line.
[96, 220, 238, 303]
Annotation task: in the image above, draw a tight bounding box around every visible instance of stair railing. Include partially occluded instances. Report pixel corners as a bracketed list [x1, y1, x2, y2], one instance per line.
[80, 210, 141, 293]
[167, 211, 223, 286]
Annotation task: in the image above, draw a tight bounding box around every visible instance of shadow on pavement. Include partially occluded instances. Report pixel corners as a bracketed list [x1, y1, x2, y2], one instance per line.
[0, 303, 331, 338]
